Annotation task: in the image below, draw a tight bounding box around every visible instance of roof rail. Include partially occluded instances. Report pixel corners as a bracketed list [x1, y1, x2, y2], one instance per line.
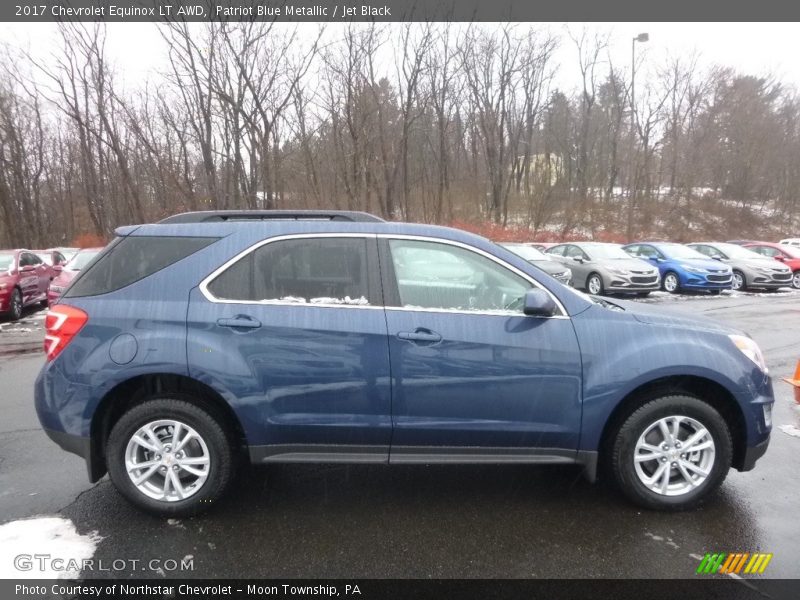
[158, 210, 385, 224]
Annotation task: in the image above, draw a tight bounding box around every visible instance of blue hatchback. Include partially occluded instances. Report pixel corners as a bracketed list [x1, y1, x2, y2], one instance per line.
[35, 211, 771, 515]
[623, 242, 733, 294]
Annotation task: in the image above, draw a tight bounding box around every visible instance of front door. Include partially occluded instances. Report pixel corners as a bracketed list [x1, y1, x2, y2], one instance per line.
[379, 237, 583, 462]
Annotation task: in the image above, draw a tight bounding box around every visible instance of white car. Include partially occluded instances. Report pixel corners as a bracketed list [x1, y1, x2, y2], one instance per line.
[779, 238, 800, 247]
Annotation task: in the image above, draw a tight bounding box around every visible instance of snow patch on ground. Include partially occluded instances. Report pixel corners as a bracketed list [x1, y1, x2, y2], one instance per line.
[0, 517, 102, 579]
[778, 424, 800, 439]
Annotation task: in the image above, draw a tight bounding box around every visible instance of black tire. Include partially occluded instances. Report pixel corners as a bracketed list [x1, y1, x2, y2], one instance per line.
[7, 288, 23, 321]
[609, 394, 732, 511]
[662, 271, 680, 294]
[732, 270, 746, 291]
[586, 273, 604, 295]
[106, 397, 236, 516]
[793, 270, 800, 290]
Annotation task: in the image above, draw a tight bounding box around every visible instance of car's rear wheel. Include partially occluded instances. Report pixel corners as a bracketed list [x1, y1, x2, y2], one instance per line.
[7, 288, 23, 321]
[609, 395, 732, 510]
[106, 398, 235, 516]
[730, 270, 746, 291]
[662, 272, 680, 293]
[586, 273, 604, 295]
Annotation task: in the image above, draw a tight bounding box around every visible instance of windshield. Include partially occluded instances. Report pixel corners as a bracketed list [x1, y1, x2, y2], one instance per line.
[584, 244, 631, 260]
[713, 243, 765, 259]
[658, 244, 708, 260]
[66, 250, 101, 271]
[0, 254, 14, 271]
[501, 244, 549, 261]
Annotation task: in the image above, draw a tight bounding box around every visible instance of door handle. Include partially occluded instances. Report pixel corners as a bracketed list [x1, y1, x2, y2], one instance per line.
[397, 329, 442, 344]
[217, 316, 262, 329]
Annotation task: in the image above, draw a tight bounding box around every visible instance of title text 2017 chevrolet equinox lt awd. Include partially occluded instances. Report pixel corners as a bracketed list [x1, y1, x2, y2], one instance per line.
[35, 211, 773, 516]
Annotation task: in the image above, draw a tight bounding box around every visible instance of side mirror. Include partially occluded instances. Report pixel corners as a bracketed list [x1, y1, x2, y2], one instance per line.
[774, 255, 786, 262]
[711, 254, 723, 261]
[571, 256, 583, 263]
[53, 265, 63, 273]
[523, 289, 557, 317]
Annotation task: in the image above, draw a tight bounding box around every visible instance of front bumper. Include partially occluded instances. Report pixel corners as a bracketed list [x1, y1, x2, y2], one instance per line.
[739, 435, 770, 472]
[682, 273, 732, 289]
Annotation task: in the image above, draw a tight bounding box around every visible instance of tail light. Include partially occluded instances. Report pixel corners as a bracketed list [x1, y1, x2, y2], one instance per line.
[44, 305, 88, 361]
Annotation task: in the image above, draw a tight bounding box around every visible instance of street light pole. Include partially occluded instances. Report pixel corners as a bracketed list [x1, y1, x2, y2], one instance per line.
[627, 32, 649, 241]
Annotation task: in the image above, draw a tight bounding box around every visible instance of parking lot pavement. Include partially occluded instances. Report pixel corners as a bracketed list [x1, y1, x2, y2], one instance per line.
[0, 292, 798, 580]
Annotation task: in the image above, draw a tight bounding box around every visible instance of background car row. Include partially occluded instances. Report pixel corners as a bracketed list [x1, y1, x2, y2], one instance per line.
[505, 239, 799, 296]
[0, 247, 102, 321]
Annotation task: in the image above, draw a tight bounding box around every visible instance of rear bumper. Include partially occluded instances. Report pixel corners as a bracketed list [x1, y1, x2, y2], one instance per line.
[42, 428, 106, 483]
[738, 435, 770, 472]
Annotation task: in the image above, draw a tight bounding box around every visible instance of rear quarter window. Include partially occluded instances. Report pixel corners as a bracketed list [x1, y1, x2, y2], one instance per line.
[65, 236, 216, 298]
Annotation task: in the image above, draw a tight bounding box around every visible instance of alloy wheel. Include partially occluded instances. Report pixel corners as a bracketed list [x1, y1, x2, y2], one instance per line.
[732, 272, 744, 291]
[793, 271, 800, 289]
[588, 275, 602, 295]
[124, 419, 211, 502]
[663, 273, 679, 293]
[10, 290, 22, 320]
[633, 415, 716, 496]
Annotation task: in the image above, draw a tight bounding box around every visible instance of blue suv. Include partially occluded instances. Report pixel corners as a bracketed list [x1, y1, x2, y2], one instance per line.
[623, 242, 733, 294]
[35, 211, 772, 515]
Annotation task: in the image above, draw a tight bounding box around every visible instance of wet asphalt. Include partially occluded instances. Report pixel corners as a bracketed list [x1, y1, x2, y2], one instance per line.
[0, 291, 798, 580]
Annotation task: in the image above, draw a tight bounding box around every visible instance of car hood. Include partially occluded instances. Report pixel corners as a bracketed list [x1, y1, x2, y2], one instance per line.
[597, 258, 656, 272]
[671, 257, 730, 271]
[608, 297, 739, 335]
[529, 259, 569, 275]
[734, 258, 791, 271]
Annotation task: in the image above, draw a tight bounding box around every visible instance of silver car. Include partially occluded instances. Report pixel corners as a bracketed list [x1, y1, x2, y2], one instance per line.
[546, 242, 660, 295]
[500, 243, 572, 285]
[688, 242, 793, 291]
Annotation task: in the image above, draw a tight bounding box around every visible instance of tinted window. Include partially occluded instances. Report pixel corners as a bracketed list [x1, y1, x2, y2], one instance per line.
[388, 239, 530, 312]
[66, 236, 216, 297]
[208, 237, 371, 306]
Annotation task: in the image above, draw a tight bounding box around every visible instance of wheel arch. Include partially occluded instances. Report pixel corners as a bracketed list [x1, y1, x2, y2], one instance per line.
[88, 373, 247, 482]
[598, 375, 747, 474]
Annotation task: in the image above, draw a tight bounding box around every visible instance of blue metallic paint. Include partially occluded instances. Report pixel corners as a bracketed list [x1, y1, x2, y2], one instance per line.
[34, 220, 772, 482]
[623, 242, 733, 291]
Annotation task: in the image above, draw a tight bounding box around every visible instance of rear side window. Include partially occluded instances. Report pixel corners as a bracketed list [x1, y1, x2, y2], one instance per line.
[206, 237, 372, 306]
[65, 236, 216, 298]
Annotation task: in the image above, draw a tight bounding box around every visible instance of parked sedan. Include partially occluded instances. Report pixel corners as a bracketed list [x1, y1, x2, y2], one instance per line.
[623, 242, 732, 294]
[47, 247, 104, 304]
[546, 242, 659, 295]
[500, 243, 572, 285]
[743, 242, 800, 289]
[0, 249, 51, 320]
[34, 249, 69, 271]
[688, 242, 793, 291]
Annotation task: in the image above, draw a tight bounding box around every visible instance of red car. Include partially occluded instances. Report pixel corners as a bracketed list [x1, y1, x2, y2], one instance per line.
[0, 249, 51, 320]
[47, 247, 104, 304]
[34, 249, 69, 271]
[743, 242, 800, 289]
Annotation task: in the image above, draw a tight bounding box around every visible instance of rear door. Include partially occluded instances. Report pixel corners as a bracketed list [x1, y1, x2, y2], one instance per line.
[18, 253, 42, 304]
[379, 236, 582, 462]
[187, 234, 393, 463]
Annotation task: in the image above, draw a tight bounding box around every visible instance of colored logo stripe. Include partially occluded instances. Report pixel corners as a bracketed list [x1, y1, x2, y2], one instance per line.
[697, 552, 772, 574]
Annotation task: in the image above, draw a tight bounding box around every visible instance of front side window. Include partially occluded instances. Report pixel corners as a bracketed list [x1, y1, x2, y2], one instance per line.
[207, 237, 371, 306]
[566, 245, 589, 260]
[387, 239, 530, 313]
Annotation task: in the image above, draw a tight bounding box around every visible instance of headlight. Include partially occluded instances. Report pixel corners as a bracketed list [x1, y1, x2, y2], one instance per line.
[0, 282, 7, 290]
[681, 264, 708, 274]
[607, 266, 630, 275]
[755, 266, 774, 274]
[728, 334, 768, 373]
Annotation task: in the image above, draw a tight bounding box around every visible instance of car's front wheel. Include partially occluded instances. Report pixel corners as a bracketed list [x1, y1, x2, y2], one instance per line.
[106, 397, 236, 516]
[609, 395, 732, 510]
[4, 288, 23, 321]
[662, 272, 680, 293]
[793, 270, 800, 290]
[732, 270, 746, 291]
[586, 273, 604, 295]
